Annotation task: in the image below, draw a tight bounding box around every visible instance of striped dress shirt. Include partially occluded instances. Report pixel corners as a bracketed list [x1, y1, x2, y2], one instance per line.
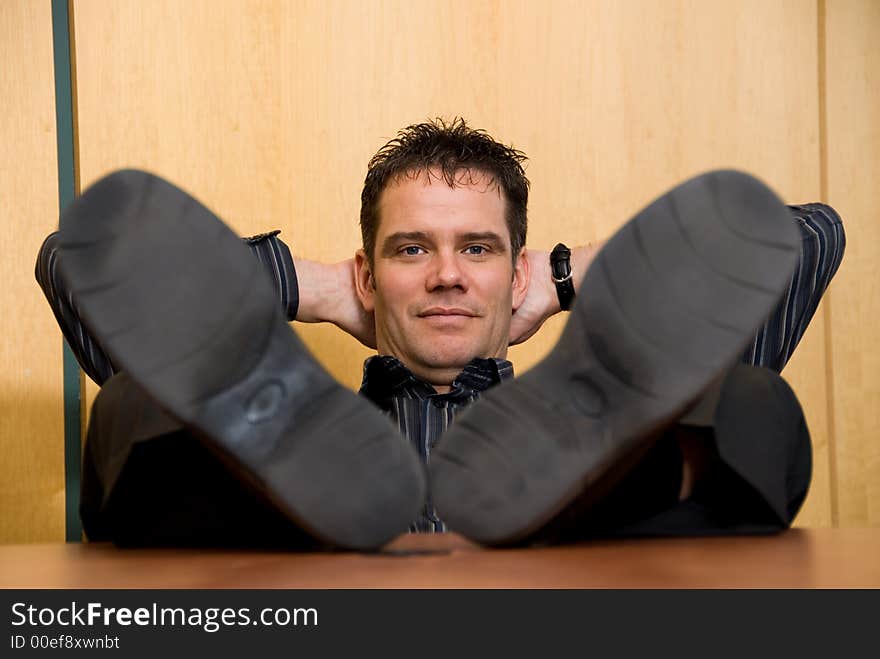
[35, 229, 299, 386]
[740, 204, 846, 371]
[358, 355, 514, 532]
[35, 203, 845, 532]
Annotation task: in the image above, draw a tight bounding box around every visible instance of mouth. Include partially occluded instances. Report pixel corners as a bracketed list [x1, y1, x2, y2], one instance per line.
[418, 307, 478, 318]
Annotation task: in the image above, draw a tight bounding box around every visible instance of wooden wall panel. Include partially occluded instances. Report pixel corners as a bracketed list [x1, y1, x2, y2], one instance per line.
[69, 0, 839, 528]
[0, 0, 65, 543]
[825, 0, 880, 527]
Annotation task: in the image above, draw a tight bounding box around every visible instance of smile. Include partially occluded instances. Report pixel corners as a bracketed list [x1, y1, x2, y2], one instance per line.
[418, 307, 477, 317]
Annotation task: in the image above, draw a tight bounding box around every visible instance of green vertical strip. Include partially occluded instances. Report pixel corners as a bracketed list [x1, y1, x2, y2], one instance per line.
[51, 0, 83, 542]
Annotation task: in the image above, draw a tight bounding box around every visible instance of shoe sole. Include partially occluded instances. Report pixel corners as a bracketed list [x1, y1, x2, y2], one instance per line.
[430, 170, 800, 545]
[58, 170, 426, 550]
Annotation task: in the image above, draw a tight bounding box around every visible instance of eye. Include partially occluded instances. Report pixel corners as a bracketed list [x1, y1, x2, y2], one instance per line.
[401, 245, 425, 256]
[464, 245, 487, 255]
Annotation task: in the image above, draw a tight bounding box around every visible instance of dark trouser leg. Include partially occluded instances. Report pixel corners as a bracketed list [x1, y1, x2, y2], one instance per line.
[704, 363, 812, 526]
[544, 364, 811, 541]
[81, 372, 319, 548]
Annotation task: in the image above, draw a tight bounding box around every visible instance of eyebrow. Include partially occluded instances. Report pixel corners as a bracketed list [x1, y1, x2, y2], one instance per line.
[461, 232, 508, 251]
[380, 231, 508, 256]
[380, 232, 431, 257]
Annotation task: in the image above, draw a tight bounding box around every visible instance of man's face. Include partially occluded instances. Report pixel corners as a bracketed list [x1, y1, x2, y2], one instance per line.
[356, 169, 528, 390]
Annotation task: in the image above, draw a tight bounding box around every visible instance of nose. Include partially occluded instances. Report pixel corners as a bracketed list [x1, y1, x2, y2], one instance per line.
[426, 250, 468, 292]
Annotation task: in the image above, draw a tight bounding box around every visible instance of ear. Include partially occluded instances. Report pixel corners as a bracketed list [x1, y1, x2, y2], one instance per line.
[354, 248, 376, 312]
[511, 247, 530, 311]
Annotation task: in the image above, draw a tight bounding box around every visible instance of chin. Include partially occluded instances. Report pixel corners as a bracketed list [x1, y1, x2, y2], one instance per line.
[418, 342, 489, 370]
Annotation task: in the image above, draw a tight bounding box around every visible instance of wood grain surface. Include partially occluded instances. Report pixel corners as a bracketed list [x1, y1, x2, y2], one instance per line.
[0, 0, 66, 543]
[824, 0, 880, 528]
[1, 528, 878, 588]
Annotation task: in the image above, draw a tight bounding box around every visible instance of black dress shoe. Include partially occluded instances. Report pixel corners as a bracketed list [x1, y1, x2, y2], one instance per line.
[430, 170, 800, 545]
[58, 170, 426, 550]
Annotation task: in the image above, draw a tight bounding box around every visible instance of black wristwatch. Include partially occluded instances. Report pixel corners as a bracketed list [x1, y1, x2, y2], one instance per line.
[550, 243, 575, 311]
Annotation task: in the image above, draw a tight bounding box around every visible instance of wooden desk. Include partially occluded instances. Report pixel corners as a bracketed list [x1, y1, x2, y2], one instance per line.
[1, 528, 878, 588]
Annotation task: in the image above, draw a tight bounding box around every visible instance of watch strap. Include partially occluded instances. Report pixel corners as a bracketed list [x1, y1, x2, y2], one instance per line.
[550, 243, 575, 311]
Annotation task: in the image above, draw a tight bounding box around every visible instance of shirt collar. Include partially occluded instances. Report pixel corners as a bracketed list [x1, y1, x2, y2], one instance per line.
[358, 355, 514, 408]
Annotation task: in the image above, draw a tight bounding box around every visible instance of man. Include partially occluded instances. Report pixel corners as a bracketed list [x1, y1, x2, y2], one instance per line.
[37, 119, 845, 549]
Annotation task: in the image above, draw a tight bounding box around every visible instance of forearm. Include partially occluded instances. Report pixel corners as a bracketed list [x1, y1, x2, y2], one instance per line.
[36, 229, 305, 385]
[534, 241, 604, 315]
[571, 242, 604, 295]
[740, 203, 845, 371]
[35, 232, 116, 385]
[293, 257, 352, 324]
[293, 256, 376, 347]
[509, 241, 604, 345]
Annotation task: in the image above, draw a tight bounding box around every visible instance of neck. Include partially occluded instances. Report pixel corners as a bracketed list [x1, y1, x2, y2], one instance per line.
[374, 354, 468, 394]
[406, 363, 461, 394]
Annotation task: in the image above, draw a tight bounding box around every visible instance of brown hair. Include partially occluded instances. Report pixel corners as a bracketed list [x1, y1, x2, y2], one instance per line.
[360, 118, 529, 265]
